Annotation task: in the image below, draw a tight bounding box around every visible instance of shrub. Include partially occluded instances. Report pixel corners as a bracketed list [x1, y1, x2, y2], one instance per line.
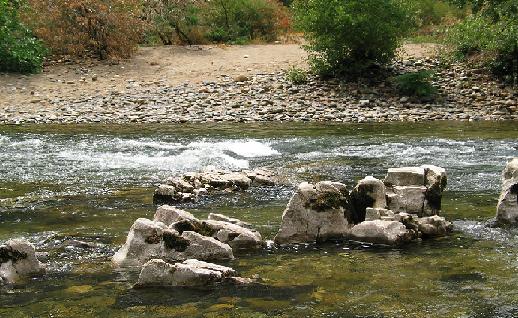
[293, 0, 413, 79]
[204, 0, 289, 43]
[143, 0, 205, 45]
[447, 1, 518, 84]
[0, 0, 46, 73]
[25, 0, 143, 60]
[286, 66, 308, 84]
[394, 70, 437, 99]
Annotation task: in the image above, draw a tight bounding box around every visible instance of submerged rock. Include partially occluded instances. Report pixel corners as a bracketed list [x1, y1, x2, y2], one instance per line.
[135, 259, 251, 288]
[349, 220, 414, 245]
[274, 181, 352, 244]
[112, 218, 233, 267]
[0, 239, 44, 284]
[417, 215, 452, 237]
[153, 168, 277, 205]
[496, 158, 518, 224]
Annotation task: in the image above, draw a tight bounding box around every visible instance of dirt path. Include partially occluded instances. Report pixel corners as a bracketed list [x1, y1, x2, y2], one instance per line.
[0, 43, 439, 110]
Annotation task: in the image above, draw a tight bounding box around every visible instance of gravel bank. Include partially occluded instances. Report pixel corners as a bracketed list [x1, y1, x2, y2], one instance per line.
[1, 59, 516, 124]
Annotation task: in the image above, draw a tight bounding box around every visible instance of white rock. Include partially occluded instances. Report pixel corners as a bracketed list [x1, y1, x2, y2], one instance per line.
[384, 167, 425, 187]
[203, 220, 263, 250]
[208, 213, 252, 228]
[496, 181, 518, 224]
[153, 205, 199, 226]
[0, 239, 44, 284]
[349, 220, 412, 245]
[350, 176, 387, 223]
[135, 259, 239, 287]
[502, 158, 518, 181]
[417, 215, 452, 237]
[112, 219, 233, 267]
[274, 181, 351, 244]
[386, 186, 428, 216]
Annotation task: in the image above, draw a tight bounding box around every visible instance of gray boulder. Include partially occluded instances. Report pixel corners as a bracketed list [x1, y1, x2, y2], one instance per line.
[202, 220, 264, 250]
[274, 181, 352, 244]
[417, 215, 452, 237]
[154, 205, 200, 226]
[350, 176, 387, 223]
[386, 186, 428, 215]
[384, 167, 425, 187]
[208, 213, 252, 228]
[0, 239, 44, 284]
[135, 259, 251, 288]
[349, 220, 413, 245]
[496, 158, 518, 224]
[112, 218, 233, 267]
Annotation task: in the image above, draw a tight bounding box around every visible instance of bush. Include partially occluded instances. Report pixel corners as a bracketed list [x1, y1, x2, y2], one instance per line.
[293, 0, 413, 79]
[286, 67, 308, 84]
[25, 0, 143, 60]
[143, 0, 205, 45]
[204, 0, 289, 43]
[0, 0, 46, 73]
[447, 1, 518, 83]
[394, 71, 437, 99]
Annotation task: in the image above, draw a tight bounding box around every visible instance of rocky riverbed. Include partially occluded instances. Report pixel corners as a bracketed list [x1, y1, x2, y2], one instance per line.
[1, 58, 516, 124]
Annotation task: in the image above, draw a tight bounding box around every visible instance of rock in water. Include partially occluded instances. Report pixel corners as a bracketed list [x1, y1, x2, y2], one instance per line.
[274, 181, 352, 244]
[350, 176, 387, 223]
[135, 259, 251, 288]
[384, 165, 447, 216]
[417, 215, 452, 237]
[496, 158, 518, 224]
[112, 218, 233, 267]
[0, 239, 44, 284]
[349, 220, 414, 245]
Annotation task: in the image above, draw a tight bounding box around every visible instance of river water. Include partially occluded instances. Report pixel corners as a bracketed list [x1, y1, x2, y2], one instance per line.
[1, 121, 518, 317]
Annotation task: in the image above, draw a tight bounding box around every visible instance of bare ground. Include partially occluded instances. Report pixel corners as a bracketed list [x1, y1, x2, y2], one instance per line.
[0, 43, 440, 110]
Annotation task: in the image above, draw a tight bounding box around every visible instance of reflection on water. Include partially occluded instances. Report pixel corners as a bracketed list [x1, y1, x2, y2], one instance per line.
[0, 121, 518, 317]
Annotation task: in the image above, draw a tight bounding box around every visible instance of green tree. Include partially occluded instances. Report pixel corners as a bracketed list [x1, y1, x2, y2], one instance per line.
[0, 0, 46, 73]
[293, 0, 413, 79]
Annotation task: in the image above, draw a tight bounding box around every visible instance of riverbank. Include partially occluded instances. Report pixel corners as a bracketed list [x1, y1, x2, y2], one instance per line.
[0, 44, 516, 124]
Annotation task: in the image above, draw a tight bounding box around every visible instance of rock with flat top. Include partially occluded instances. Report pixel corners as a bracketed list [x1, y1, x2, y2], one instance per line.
[153, 205, 200, 226]
[349, 220, 413, 245]
[135, 259, 250, 288]
[274, 181, 352, 244]
[386, 186, 428, 216]
[384, 167, 425, 187]
[0, 239, 44, 284]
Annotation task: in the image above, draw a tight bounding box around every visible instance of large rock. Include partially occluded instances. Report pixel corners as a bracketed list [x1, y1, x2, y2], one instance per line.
[153, 207, 263, 251]
[417, 215, 452, 237]
[384, 167, 425, 187]
[386, 186, 427, 215]
[153, 205, 200, 226]
[153, 168, 277, 204]
[135, 259, 251, 288]
[112, 218, 233, 267]
[0, 239, 44, 284]
[385, 165, 447, 216]
[496, 158, 518, 224]
[349, 220, 413, 245]
[202, 220, 264, 250]
[274, 181, 352, 244]
[350, 176, 387, 223]
[422, 165, 447, 214]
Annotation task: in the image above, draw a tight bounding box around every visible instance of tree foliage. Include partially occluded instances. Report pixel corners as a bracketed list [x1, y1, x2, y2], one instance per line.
[0, 0, 46, 73]
[293, 0, 413, 79]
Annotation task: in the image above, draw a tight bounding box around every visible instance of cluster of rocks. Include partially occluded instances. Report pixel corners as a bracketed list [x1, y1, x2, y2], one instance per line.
[274, 165, 452, 245]
[496, 158, 518, 224]
[1, 59, 516, 124]
[154, 168, 277, 204]
[113, 205, 264, 287]
[0, 239, 44, 285]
